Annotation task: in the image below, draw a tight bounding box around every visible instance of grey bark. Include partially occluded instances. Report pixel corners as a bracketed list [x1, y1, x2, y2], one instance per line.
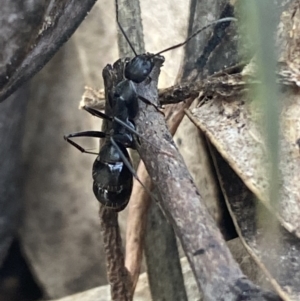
[0, 0, 98, 102]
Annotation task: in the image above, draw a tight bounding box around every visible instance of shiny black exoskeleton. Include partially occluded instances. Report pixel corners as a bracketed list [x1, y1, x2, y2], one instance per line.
[64, 66, 157, 211]
[93, 137, 134, 211]
[92, 141, 133, 211]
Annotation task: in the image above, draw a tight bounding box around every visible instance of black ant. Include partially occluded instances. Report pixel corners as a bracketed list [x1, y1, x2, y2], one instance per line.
[64, 0, 236, 211]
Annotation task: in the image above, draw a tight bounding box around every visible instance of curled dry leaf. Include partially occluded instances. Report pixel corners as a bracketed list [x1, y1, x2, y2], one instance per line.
[187, 83, 300, 236]
[184, 0, 300, 237]
[79, 86, 105, 110]
[211, 146, 300, 301]
[0, 0, 98, 102]
[186, 74, 300, 301]
[277, 1, 300, 86]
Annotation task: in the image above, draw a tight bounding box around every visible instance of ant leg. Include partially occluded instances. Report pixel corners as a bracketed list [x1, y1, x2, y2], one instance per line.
[83, 106, 112, 121]
[113, 117, 146, 141]
[113, 117, 171, 155]
[83, 106, 172, 156]
[110, 137, 158, 201]
[144, 75, 152, 85]
[83, 105, 160, 150]
[137, 95, 163, 112]
[138, 94, 154, 106]
[64, 131, 107, 155]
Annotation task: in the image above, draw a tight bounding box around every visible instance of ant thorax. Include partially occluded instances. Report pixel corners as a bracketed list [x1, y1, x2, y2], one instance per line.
[112, 80, 138, 120]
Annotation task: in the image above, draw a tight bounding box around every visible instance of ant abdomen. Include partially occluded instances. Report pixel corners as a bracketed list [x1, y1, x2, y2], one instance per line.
[92, 144, 133, 211]
[92, 179, 132, 211]
[125, 54, 154, 83]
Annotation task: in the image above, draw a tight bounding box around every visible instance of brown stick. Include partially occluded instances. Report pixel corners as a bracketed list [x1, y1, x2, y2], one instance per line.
[133, 56, 281, 301]
[124, 95, 200, 299]
[99, 207, 132, 301]
[125, 164, 151, 293]
[99, 59, 134, 300]
[124, 97, 195, 293]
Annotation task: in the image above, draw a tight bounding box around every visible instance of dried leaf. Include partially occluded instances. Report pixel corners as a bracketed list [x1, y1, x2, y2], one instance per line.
[188, 85, 300, 236]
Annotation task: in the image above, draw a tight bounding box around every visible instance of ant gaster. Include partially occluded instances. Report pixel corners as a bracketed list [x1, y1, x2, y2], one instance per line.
[64, 0, 237, 211]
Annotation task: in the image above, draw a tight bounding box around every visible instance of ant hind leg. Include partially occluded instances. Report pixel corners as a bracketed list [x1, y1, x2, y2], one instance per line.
[64, 131, 107, 155]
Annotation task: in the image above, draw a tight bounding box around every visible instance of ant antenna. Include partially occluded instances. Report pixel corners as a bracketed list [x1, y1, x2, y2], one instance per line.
[115, 0, 138, 56]
[153, 17, 237, 57]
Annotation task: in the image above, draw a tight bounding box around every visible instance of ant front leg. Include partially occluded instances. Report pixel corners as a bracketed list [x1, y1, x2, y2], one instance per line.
[64, 131, 107, 155]
[137, 95, 164, 114]
[144, 75, 152, 85]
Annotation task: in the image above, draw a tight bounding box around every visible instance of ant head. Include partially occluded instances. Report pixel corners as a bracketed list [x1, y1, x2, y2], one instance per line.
[124, 54, 154, 83]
